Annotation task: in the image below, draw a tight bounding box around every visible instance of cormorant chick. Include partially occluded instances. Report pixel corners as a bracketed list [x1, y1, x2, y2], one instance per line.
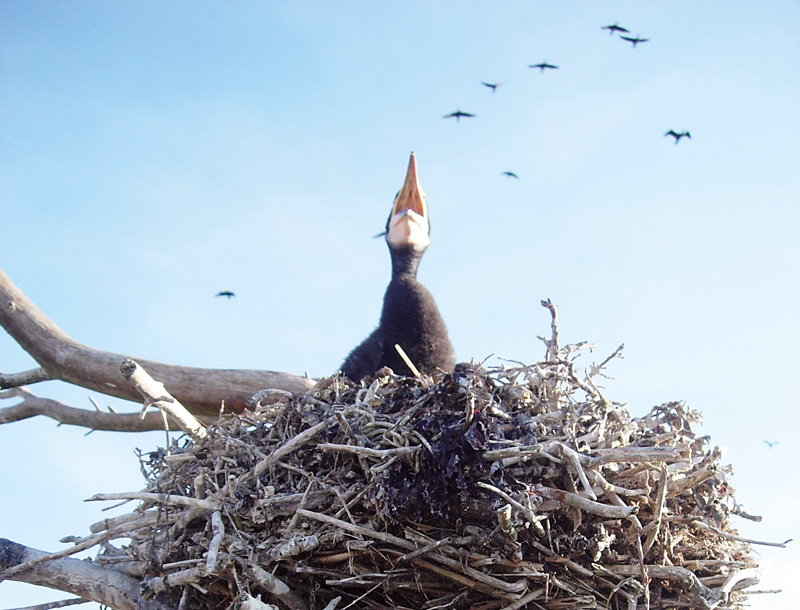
[341, 153, 455, 381]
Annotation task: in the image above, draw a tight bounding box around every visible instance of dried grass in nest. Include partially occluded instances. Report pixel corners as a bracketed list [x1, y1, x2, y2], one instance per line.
[90, 304, 766, 610]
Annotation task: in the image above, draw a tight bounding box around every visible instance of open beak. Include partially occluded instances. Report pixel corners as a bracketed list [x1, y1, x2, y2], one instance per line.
[386, 153, 430, 250]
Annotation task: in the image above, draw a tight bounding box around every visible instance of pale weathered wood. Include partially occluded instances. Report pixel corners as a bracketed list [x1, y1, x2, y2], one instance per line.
[0, 267, 315, 419]
[0, 538, 170, 610]
[120, 359, 207, 439]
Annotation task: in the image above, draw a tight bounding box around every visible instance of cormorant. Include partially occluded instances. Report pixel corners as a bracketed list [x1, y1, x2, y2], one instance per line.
[443, 110, 476, 121]
[620, 35, 649, 47]
[481, 82, 500, 92]
[215, 291, 236, 299]
[341, 153, 455, 381]
[665, 130, 691, 144]
[602, 22, 629, 35]
[529, 62, 559, 72]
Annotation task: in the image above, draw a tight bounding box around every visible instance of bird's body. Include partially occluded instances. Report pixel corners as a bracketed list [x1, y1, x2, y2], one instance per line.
[602, 22, 629, 35]
[443, 110, 475, 121]
[620, 35, 649, 47]
[341, 153, 455, 381]
[501, 171, 519, 179]
[481, 82, 500, 92]
[665, 130, 691, 144]
[529, 62, 559, 72]
[215, 291, 236, 299]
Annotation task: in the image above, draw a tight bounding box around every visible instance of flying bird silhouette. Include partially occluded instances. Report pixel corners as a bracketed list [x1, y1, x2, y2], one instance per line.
[481, 82, 500, 92]
[215, 291, 236, 299]
[443, 110, 475, 121]
[620, 35, 649, 47]
[763, 440, 778, 448]
[665, 130, 691, 144]
[601, 22, 629, 35]
[529, 62, 559, 72]
[501, 171, 519, 179]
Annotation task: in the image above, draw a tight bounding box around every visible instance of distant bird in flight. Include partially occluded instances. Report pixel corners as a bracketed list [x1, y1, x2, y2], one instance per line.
[215, 291, 236, 299]
[481, 82, 500, 93]
[665, 130, 691, 144]
[443, 110, 476, 122]
[763, 440, 778, 448]
[501, 171, 519, 179]
[620, 35, 649, 47]
[601, 22, 629, 35]
[529, 61, 559, 72]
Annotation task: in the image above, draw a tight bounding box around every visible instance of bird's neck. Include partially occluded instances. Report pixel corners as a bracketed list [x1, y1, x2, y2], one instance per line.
[390, 246, 424, 280]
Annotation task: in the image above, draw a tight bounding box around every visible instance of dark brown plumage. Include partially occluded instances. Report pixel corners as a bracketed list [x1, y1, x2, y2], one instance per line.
[341, 153, 455, 381]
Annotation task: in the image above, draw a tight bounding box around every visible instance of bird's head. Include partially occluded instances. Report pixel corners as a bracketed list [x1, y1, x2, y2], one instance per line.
[386, 152, 430, 253]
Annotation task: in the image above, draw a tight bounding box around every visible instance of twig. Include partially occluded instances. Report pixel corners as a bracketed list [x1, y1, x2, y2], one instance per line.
[590, 446, 689, 466]
[205, 511, 225, 573]
[86, 491, 220, 511]
[642, 463, 668, 557]
[534, 485, 638, 519]
[121, 359, 207, 440]
[497, 589, 544, 610]
[0, 531, 115, 582]
[607, 564, 722, 609]
[0, 386, 169, 431]
[690, 520, 792, 548]
[240, 560, 309, 610]
[0, 367, 53, 388]
[4, 598, 91, 610]
[557, 443, 597, 500]
[397, 537, 452, 563]
[296, 509, 527, 595]
[476, 482, 546, 533]
[252, 417, 334, 477]
[539, 299, 559, 362]
[394, 344, 422, 378]
[719, 567, 761, 596]
[317, 443, 421, 459]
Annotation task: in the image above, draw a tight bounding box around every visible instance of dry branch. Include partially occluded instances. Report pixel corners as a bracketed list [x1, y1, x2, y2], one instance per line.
[6, 598, 91, 610]
[0, 267, 314, 419]
[0, 386, 169, 431]
[0, 538, 169, 610]
[120, 359, 207, 439]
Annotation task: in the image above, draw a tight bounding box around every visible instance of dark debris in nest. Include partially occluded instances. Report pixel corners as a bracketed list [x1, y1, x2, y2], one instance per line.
[88, 306, 769, 610]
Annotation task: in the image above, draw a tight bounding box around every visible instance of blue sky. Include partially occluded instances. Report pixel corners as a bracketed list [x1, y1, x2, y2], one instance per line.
[1, 2, 798, 607]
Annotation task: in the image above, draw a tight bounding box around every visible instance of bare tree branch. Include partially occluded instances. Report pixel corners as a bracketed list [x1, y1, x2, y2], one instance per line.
[0, 367, 53, 387]
[6, 597, 90, 610]
[0, 267, 315, 419]
[0, 538, 170, 610]
[0, 386, 170, 432]
[120, 359, 207, 439]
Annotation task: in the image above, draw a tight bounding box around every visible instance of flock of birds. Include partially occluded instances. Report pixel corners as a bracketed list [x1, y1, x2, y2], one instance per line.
[212, 21, 698, 388]
[443, 21, 691, 179]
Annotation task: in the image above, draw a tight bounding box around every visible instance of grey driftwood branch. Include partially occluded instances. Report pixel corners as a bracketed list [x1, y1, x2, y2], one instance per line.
[0, 267, 315, 420]
[0, 538, 171, 610]
[0, 386, 170, 432]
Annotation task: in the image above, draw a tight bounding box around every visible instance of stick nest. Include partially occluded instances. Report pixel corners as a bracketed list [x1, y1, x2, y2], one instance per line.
[91, 311, 763, 610]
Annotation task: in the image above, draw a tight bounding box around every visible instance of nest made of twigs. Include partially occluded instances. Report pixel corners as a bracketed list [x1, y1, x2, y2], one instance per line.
[90, 322, 763, 610]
